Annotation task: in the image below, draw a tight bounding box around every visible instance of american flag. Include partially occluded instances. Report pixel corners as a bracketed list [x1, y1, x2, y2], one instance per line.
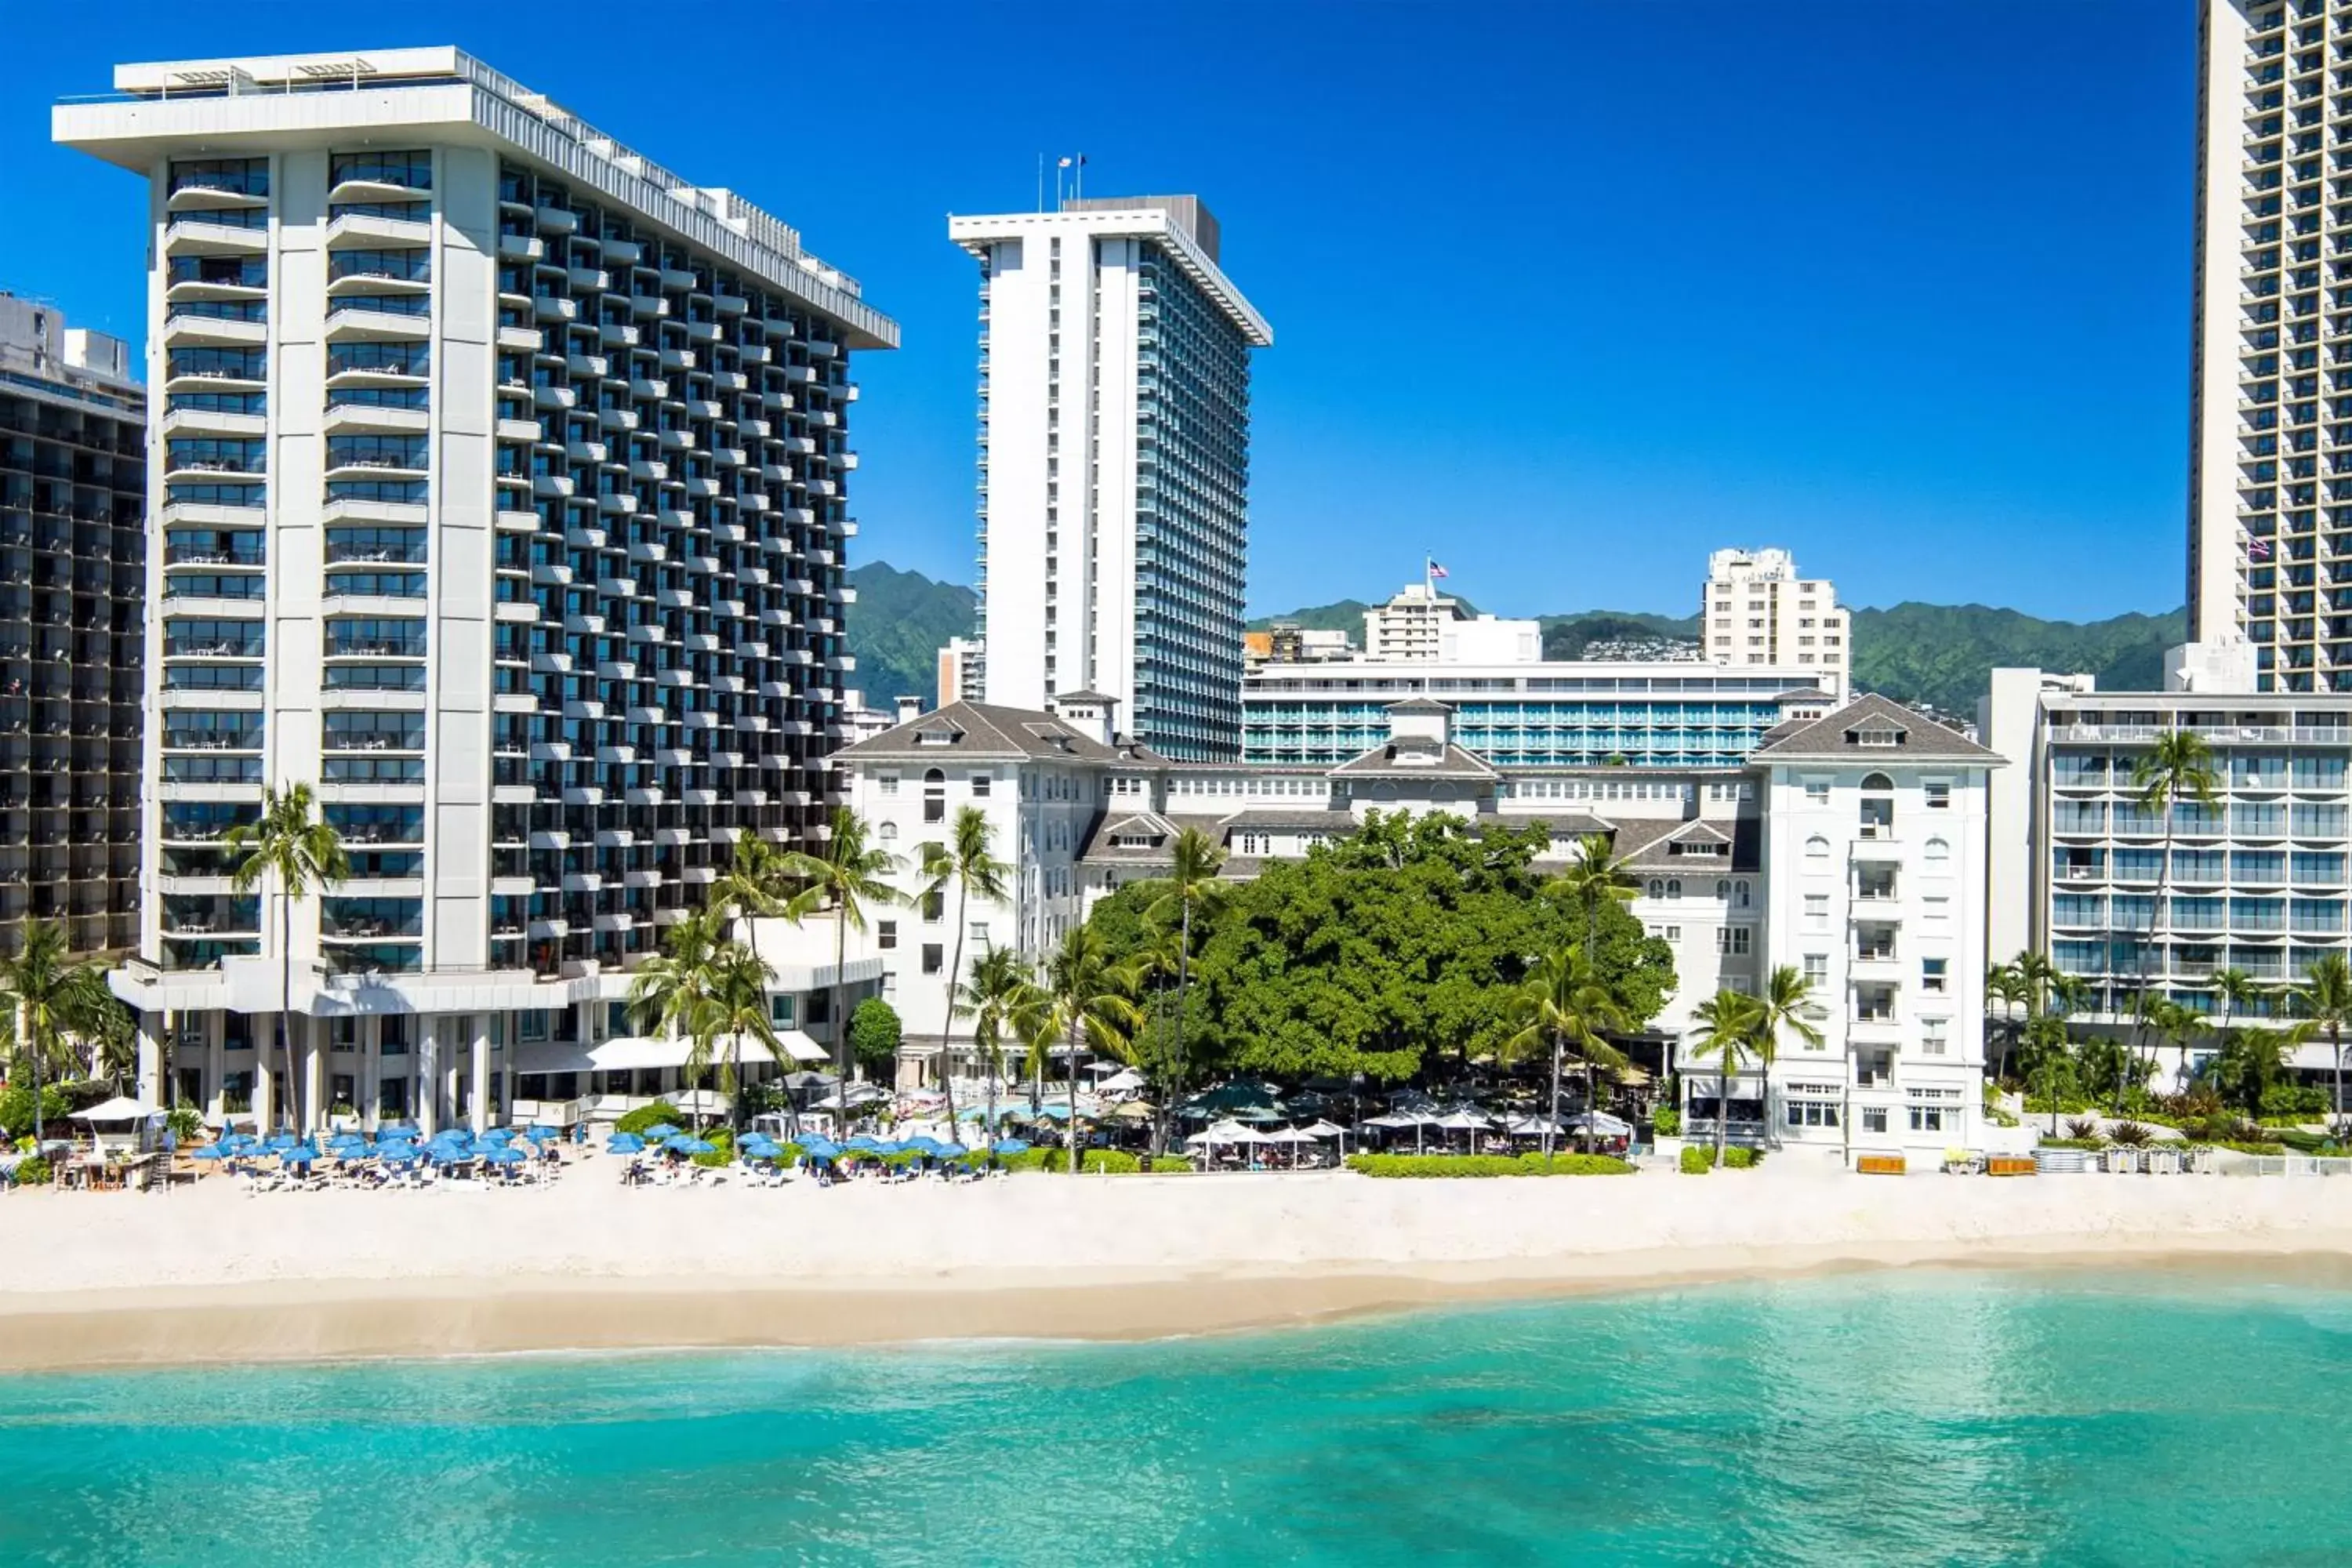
[1427, 557, 1449, 579]
[2248, 535, 2274, 560]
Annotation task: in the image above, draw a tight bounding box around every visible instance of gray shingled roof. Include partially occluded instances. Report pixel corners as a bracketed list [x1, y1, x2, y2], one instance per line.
[1748, 692, 2002, 763]
[1329, 739, 1500, 779]
[1613, 815, 1763, 873]
[1385, 697, 1454, 714]
[834, 700, 1131, 764]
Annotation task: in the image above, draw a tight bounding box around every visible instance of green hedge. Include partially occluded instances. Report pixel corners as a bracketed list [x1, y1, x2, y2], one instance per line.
[1651, 1106, 1681, 1137]
[1000, 1148, 1195, 1174]
[691, 1130, 735, 1168]
[612, 1102, 687, 1136]
[1344, 1152, 1632, 1178]
[1679, 1145, 1761, 1173]
[9, 1155, 52, 1186]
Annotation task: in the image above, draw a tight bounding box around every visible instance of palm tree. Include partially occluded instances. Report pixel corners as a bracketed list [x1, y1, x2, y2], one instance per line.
[778, 808, 902, 1087]
[1547, 833, 1639, 946]
[1985, 960, 2032, 1084]
[224, 783, 348, 1132]
[1142, 825, 1229, 1156]
[1748, 964, 1824, 1118]
[1503, 943, 1629, 1160]
[1686, 988, 1762, 1167]
[2018, 1011, 2074, 1136]
[2292, 952, 2352, 1135]
[710, 833, 794, 921]
[956, 945, 1038, 1164]
[2128, 729, 2220, 1107]
[2213, 966, 2262, 1033]
[0, 919, 119, 1144]
[626, 909, 727, 1123]
[700, 938, 785, 1134]
[917, 804, 1011, 1138]
[1025, 925, 1144, 1175]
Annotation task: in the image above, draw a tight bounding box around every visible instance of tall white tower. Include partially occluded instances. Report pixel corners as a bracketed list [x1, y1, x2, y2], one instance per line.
[949, 196, 1271, 760]
[1700, 547, 1849, 698]
[2189, 0, 2352, 692]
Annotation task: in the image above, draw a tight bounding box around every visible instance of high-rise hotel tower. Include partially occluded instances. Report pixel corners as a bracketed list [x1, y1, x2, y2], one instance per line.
[2191, 0, 2352, 690]
[949, 197, 1270, 760]
[56, 48, 894, 1130]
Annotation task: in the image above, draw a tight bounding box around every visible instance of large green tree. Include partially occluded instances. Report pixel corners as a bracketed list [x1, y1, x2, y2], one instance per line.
[2127, 730, 2220, 1109]
[1502, 942, 1628, 1159]
[778, 808, 902, 1083]
[2291, 953, 2352, 1135]
[0, 919, 122, 1144]
[1092, 813, 1673, 1085]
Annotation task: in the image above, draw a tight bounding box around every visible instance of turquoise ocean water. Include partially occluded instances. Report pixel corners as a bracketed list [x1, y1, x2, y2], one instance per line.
[2, 1268, 2350, 1566]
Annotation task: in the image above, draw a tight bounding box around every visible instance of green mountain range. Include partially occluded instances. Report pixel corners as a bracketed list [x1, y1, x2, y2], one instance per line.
[848, 563, 2187, 715]
[844, 561, 975, 706]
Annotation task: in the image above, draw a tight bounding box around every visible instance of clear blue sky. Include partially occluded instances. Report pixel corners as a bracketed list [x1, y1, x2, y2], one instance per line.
[8, 0, 2195, 622]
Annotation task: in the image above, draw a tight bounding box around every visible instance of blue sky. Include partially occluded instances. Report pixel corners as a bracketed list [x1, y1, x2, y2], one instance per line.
[9, 1, 2194, 621]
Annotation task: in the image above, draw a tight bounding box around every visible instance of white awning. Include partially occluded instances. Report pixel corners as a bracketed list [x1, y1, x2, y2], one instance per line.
[73, 1096, 161, 1123]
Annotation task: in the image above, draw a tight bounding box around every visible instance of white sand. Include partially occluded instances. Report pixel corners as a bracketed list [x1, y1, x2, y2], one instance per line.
[2, 1161, 2350, 1368]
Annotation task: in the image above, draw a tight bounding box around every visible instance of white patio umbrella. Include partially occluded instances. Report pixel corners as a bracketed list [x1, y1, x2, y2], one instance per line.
[1095, 1068, 1147, 1095]
[1565, 1110, 1632, 1137]
[72, 1097, 159, 1123]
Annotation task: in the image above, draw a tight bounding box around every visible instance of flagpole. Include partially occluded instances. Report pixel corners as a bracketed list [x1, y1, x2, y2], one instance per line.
[1036, 152, 1044, 213]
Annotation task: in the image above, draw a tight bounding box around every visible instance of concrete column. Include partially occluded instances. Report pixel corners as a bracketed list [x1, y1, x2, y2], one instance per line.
[136, 1011, 162, 1107]
[360, 1020, 379, 1131]
[441, 1015, 463, 1130]
[253, 1019, 274, 1132]
[418, 1017, 439, 1138]
[471, 1016, 492, 1134]
[205, 1019, 223, 1123]
[301, 1016, 325, 1132]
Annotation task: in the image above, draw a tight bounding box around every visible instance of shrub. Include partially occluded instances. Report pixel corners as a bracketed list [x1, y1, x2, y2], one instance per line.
[613, 1101, 686, 1136]
[1346, 1152, 1633, 1178]
[1679, 1145, 1713, 1175]
[1651, 1105, 1681, 1138]
[163, 1107, 203, 1145]
[2107, 1121, 2154, 1149]
[2037, 1138, 2106, 1151]
[1720, 1146, 1762, 1169]
[691, 1129, 735, 1168]
[0, 1084, 72, 1139]
[1675, 1145, 1760, 1172]
[2260, 1083, 2331, 1118]
[1000, 1148, 1195, 1174]
[10, 1155, 52, 1186]
[2066, 1117, 2100, 1142]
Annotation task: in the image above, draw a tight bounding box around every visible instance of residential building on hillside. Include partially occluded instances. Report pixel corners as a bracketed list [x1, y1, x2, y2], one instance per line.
[1747, 694, 1998, 1164]
[1243, 658, 1835, 768]
[60, 46, 895, 1130]
[935, 634, 983, 706]
[1363, 582, 1541, 663]
[1243, 622, 1352, 672]
[950, 197, 1271, 760]
[1982, 649, 2352, 1088]
[1700, 548, 1849, 696]
[0, 293, 145, 956]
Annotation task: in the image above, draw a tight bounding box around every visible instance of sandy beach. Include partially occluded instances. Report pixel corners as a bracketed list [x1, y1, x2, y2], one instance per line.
[4, 1163, 2351, 1370]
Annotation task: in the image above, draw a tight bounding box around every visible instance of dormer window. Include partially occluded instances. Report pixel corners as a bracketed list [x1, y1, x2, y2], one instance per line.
[914, 728, 959, 747]
[1848, 722, 1907, 748]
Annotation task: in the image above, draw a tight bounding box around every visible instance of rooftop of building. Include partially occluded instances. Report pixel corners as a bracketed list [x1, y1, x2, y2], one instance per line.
[946, 196, 1271, 347]
[835, 700, 1163, 765]
[1750, 692, 2002, 764]
[0, 292, 141, 409]
[53, 46, 894, 348]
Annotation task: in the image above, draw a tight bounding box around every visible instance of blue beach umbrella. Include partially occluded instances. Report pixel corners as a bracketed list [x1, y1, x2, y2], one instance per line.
[191, 1145, 227, 1161]
[606, 1132, 646, 1153]
[671, 1138, 716, 1156]
[993, 1138, 1031, 1156]
[525, 1126, 559, 1142]
[799, 1138, 841, 1160]
[266, 1134, 299, 1152]
[934, 1142, 968, 1159]
[280, 1146, 317, 1166]
[643, 1122, 680, 1139]
[379, 1147, 421, 1166]
[481, 1145, 525, 1166]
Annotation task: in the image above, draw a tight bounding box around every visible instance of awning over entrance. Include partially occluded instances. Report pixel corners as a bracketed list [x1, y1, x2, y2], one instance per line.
[514, 1029, 829, 1075]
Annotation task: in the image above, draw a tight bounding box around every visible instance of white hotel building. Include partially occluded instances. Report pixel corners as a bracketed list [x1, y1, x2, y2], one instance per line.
[949, 197, 1271, 761]
[2190, 0, 2352, 691]
[57, 49, 894, 1131]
